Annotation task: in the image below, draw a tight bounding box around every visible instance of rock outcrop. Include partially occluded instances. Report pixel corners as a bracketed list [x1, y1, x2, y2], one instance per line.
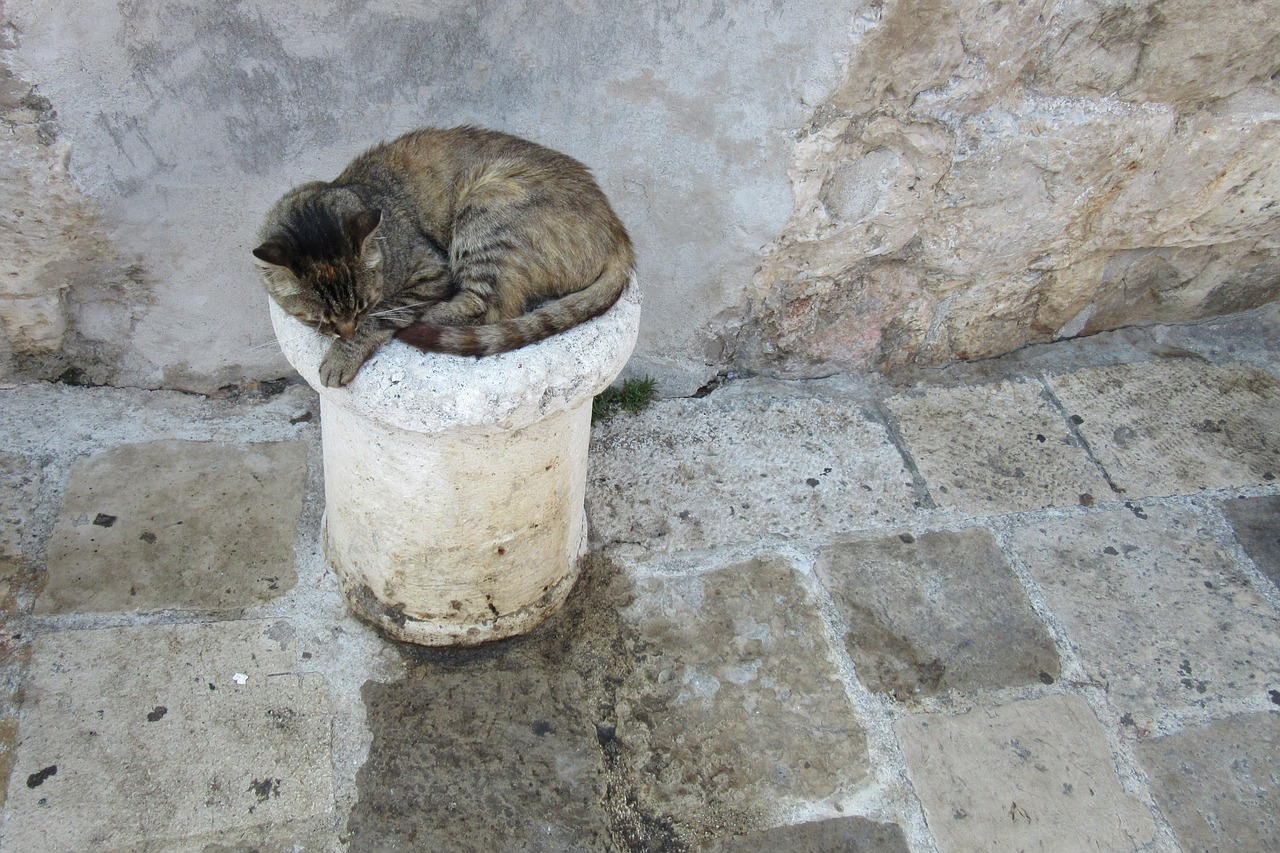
[739, 0, 1280, 375]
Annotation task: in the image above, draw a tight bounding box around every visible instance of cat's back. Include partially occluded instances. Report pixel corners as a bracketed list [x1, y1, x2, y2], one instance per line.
[343, 126, 603, 202]
[398, 126, 588, 174]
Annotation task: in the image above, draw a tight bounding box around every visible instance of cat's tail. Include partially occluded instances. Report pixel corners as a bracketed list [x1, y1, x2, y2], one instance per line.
[394, 253, 634, 357]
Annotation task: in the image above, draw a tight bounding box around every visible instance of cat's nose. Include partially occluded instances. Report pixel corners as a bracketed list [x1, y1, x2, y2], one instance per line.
[335, 319, 357, 339]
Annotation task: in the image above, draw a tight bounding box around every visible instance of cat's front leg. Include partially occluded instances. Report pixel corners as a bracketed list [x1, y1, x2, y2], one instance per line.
[319, 325, 394, 387]
[416, 289, 489, 326]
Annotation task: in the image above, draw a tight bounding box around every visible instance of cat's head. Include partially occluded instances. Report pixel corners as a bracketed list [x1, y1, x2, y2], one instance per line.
[253, 198, 384, 340]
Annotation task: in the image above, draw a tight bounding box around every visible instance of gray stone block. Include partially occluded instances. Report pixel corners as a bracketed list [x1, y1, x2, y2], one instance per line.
[885, 379, 1110, 514]
[0, 620, 334, 852]
[1047, 361, 1280, 496]
[897, 695, 1155, 852]
[817, 528, 1059, 699]
[348, 665, 616, 853]
[40, 440, 308, 613]
[615, 556, 871, 829]
[588, 392, 916, 553]
[1013, 506, 1280, 722]
[1220, 494, 1280, 588]
[1136, 711, 1280, 852]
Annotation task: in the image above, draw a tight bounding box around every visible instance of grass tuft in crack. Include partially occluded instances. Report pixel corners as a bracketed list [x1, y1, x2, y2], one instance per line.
[592, 377, 657, 422]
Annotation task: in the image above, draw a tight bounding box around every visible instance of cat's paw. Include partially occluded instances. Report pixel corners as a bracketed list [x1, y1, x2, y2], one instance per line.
[319, 344, 366, 387]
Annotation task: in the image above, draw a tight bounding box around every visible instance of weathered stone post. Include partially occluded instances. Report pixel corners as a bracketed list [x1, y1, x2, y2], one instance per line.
[270, 285, 640, 645]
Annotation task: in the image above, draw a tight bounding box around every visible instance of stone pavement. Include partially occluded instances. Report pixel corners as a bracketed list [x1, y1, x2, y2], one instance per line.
[0, 304, 1278, 852]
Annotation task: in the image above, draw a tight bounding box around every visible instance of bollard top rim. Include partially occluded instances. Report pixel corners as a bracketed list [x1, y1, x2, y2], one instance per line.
[270, 279, 641, 433]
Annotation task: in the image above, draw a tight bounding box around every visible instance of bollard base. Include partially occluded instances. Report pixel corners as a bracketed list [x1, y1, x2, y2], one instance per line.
[328, 514, 588, 646]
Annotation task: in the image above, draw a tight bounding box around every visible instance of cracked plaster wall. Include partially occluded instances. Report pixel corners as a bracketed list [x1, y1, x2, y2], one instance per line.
[1, 0, 1278, 392]
[0, 7, 149, 385]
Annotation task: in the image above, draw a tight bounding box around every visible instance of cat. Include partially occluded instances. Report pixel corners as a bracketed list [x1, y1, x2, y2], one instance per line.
[253, 126, 635, 387]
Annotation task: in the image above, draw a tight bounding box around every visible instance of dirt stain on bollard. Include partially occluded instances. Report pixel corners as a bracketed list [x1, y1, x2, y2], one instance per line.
[345, 554, 689, 852]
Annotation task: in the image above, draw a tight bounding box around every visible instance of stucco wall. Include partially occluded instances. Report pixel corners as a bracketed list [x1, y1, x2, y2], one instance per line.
[1, 0, 1278, 393]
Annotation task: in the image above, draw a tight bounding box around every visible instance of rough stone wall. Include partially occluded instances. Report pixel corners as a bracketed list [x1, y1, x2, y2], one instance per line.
[737, 0, 1280, 376]
[1, 1, 1278, 392]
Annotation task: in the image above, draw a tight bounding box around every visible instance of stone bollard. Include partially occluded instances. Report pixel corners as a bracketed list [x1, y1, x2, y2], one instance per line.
[270, 284, 640, 646]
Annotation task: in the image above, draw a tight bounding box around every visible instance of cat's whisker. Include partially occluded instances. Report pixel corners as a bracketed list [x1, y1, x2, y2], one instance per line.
[370, 301, 433, 317]
[387, 300, 435, 311]
[243, 339, 284, 353]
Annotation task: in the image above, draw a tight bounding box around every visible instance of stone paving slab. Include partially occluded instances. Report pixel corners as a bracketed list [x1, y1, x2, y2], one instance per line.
[587, 391, 916, 553]
[1046, 360, 1280, 496]
[884, 379, 1110, 515]
[1012, 505, 1280, 725]
[703, 815, 909, 852]
[896, 695, 1155, 852]
[40, 440, 308, 614]
[816, 528, 1059, 700]
[1, 619, 334, 852]
[1219, 494, 1280, 588]
[616, 555, 870, 831]
[1136, 711, 1280, 852]
[348, 662, 616, 853]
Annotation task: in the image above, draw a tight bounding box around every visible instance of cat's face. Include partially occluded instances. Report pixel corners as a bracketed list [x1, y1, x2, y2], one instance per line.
[253, 207, 384, 340]
[257, 254, 382, 339]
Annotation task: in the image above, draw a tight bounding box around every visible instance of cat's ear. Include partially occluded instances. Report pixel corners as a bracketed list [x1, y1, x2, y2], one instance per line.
[252, 240, 294, 270]
[348, 209, 383, 269]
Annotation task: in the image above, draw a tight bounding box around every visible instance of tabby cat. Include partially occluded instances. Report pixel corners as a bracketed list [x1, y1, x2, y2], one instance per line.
[253, 126, 635, 387]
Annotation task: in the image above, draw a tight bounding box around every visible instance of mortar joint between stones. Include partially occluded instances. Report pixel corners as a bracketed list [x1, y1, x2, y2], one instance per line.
[867, 401, 936, 511]
[1037, 375, 1123, 497]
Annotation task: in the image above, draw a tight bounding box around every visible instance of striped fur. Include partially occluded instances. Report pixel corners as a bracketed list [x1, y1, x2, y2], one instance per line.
[395, 249, 631, 356]
[253, 126, 634, 387]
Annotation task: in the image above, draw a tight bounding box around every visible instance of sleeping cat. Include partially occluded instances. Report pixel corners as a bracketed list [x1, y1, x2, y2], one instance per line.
[253, 126, 635, 387]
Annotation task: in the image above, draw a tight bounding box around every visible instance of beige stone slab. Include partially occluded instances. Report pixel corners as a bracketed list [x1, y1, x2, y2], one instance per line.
[588, 392, 917, 553]
[885, 379, 1110, 515]
[40, 440, 308, 614]
[1012, 506, 1280, 723]
[615, 556, 870, 827]
[1137, 711, 1280, 851]
[0, 620, 333, 853]
[897, 695, 1155, 852]
[1046, 360, 1280, 496]
[817, 528, 1059, 700]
